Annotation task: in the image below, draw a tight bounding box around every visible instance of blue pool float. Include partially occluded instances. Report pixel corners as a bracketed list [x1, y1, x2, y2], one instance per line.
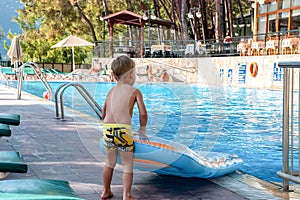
[100, 136, 243, 178]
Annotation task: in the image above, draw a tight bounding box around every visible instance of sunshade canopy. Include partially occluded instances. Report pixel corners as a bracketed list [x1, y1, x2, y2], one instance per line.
[101, 10, 176, 57]
[7, 36, 23, 63]
[51, 35, 94, 48]
[51, 35, 94, 71]
[102, 10, 175, 28]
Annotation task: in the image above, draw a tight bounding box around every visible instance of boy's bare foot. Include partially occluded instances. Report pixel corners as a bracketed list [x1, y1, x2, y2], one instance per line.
[123, 194, 136, 200]
[101, 193, 113, 200]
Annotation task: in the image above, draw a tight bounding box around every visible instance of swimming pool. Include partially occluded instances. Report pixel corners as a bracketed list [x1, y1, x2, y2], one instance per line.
[5, 81, 285, 183]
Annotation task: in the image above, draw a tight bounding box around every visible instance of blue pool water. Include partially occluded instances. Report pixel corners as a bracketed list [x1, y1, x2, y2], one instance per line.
[6, 81, 285, 183]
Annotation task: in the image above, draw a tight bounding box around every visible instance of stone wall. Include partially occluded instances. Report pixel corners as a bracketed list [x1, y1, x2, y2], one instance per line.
[94, 57, 198, 83]
[95, 55, 300, 89]
[202, 55, 300, 90]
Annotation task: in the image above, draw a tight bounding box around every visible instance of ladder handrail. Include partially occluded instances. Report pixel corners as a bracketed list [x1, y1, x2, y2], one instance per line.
[55, 83, 102, 120]
[17, 62, 53, 100]
[59, 84, 102, 120]
[55, 83, 71, 118]
[26, 62, 53, 99]
[277, 61, 300, 191]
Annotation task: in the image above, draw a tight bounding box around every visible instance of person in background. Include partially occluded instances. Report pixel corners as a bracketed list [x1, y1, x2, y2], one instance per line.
[160, 69, 170, 82]
[224, 33, 232, 54]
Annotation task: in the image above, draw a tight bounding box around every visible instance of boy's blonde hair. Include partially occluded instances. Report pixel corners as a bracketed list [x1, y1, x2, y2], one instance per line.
[111, 56, 135, 80]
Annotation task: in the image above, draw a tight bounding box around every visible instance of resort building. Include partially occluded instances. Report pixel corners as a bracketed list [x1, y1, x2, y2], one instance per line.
[254, 0, 300, 37]
[241, 0, 299, 55]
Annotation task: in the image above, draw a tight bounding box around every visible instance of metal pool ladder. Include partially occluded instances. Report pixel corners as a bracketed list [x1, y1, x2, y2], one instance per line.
[17, 62, 52, 100]
[55, 83, 103, 121]
[277, 61, 300, 191]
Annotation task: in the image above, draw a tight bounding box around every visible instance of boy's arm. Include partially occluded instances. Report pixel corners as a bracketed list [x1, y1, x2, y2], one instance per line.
[136, 89, 148, 135]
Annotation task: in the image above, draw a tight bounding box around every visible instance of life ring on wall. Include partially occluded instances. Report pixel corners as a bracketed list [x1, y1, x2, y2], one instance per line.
[249, 62, 258, 77]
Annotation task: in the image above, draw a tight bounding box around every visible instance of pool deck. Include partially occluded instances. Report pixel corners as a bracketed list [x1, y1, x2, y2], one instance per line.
[0, 85, 299, 200]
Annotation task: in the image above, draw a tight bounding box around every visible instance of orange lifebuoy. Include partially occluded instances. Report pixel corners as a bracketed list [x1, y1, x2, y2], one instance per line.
[249, 62, 258, 77]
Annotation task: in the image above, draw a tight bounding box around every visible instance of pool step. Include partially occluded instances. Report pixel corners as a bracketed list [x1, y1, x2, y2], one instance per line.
[209, 171, 295, 200]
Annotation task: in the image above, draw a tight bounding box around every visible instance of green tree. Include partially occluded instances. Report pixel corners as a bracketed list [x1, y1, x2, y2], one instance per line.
[13, 0, 251, 62]
[0, 27, 4, 59]
[16, 0, 100, 63]
[0, 27, 4, 40]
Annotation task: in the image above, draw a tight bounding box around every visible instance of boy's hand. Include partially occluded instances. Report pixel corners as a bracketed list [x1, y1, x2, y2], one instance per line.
[138, 133, 149, 141]
[139, 134, 149, 141]
[138, 128, 149, 141]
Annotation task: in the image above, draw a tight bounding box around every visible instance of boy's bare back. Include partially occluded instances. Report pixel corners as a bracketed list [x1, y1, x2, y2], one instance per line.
[103, 83, 143, 125]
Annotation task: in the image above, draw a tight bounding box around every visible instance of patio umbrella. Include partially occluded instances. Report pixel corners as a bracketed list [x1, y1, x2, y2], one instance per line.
[51, 35, 94, 71]
[7, 35, 23, 67]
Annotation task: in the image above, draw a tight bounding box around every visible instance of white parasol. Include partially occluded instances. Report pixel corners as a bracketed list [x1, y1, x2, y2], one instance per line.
[51, 35, 94, 71]
[7, 35, 23, 67]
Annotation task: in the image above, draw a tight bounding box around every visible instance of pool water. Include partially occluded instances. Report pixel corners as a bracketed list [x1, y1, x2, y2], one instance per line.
[6, 81, 285, 183]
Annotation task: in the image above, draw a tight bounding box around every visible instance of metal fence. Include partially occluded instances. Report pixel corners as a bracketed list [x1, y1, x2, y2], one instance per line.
[0, 61, 90, 73]
[0, 61, 11, 67]
[93, 38, 243, 58]
[93, 30, 300, 58]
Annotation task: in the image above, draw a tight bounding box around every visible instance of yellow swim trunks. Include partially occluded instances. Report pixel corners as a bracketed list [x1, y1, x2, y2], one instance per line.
[103, 124, 134, 152]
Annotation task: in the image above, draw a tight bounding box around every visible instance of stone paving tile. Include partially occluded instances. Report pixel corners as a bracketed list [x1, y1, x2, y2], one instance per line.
[0, 85, 290, 200]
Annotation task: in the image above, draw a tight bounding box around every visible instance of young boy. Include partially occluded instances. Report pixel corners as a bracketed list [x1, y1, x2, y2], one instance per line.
[101, 56, 148, 200]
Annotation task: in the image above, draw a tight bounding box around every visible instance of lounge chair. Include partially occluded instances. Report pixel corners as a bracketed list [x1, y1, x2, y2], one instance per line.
[0, 114, 20, 137]
[0, 179, 83, 199]
[51, 68, 68, 74]
[50, 68, 67, 79]
[0, 151, 27, 174]
[42, 68, 57, 79]
[0, 124, 11, 137]
[42, 68, 53, 75]
[0, 114, 27, 178]
[62, 69, 90, 81]
[0, 114, 83, 199]
[0, 67, 16, 80]
[43, 68, 69, 79]
[0, 123, 28, 178]
[0, 67, 16, 76]
[23, 66, 36, 80]
[0, 113, 20, 126]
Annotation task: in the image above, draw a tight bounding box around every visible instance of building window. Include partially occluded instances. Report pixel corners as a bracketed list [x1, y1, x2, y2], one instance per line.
[268, 2, 277, 12]
[258, 4, 267, 14]
[258, 16, 266, 40]
[292, 0, 300, 6]
[291, 9, 300, 31]
[268, 14, 277, 33]
[279, 0, 290, 9]
[279, 12, 289, 32]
